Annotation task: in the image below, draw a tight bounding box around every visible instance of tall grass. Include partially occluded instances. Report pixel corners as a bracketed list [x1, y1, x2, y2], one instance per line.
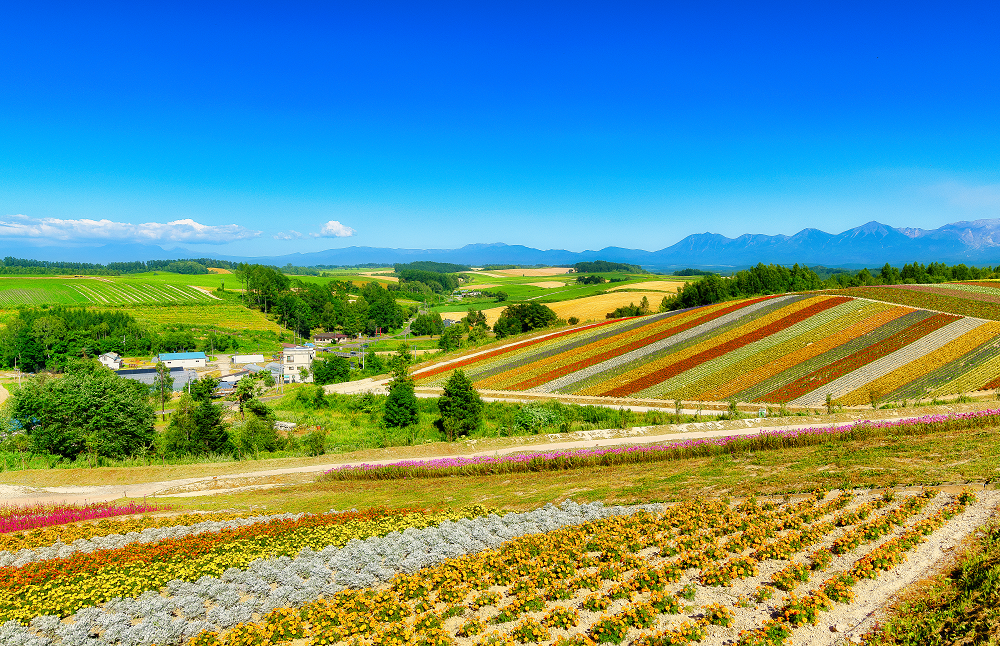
[321, 408, 1000, 481]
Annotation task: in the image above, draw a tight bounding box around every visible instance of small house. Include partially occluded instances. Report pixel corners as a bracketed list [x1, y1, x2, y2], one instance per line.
[98, 352, 124, 370]
[313, 332, 350, 344]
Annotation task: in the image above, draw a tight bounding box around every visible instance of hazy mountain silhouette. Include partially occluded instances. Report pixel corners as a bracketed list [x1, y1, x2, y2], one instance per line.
[7, 219, 1000, 269]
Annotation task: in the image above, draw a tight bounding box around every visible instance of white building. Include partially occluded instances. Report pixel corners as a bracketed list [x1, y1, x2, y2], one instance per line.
[232, 354, 266, 364]
[98, 352, 123, 370]
[156, 351, 207, 369]
[281, 346, 315, 383]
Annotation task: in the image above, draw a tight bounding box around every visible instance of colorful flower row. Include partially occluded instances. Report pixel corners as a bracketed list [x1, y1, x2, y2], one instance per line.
[542, 296, 792, 395]
[0, 511, 305, 569]
[473, 311, 692, 390]
[634, 298, 864, 400]
[623, 296, 854, 400]
[726, 304, 915, 403]
[0, 507, 496, 622]
[835, 321, 1000, 405]
[500, 297, 784, 392]
[0, 511, 287, 566]
[760, 312, 958, 403]
[788, 316, 985, 407]
[696, 301, 905, 402]
[576, 296, 819, 397]
[0, 501, 165, 535]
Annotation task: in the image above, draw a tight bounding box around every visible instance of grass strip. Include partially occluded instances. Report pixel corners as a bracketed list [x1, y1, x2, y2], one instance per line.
[321, 408, 1000, 481]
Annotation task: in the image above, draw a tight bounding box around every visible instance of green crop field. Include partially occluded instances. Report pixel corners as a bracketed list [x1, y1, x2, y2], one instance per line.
[0, 277, 217, 307]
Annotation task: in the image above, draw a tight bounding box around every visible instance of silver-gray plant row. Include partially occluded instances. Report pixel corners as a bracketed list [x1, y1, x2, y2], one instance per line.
[0, 513, 303, 569]
[1, 500, 660, 646]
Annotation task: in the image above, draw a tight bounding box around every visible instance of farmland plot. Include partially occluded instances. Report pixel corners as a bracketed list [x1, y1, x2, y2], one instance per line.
[415, 293, 1000, 404]
[1, 490, 991, 646]
[0, 278, 214, 307]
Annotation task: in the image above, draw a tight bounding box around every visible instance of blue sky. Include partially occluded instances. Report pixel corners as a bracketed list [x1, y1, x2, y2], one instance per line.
[2, 1, 999, 259]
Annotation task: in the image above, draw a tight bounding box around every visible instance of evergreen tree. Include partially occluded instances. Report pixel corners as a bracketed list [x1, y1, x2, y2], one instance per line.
[438, 370, 483, 441]
[383, 347, 418, 428]
[162, 393, 197, 454]
[191, 398, 230, 454]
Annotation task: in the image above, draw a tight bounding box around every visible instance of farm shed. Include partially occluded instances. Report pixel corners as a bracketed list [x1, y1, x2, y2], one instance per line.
[156, 351, 207, 369]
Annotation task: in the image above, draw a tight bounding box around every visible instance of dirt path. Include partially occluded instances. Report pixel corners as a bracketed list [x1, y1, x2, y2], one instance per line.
[0, 410, 974, 507]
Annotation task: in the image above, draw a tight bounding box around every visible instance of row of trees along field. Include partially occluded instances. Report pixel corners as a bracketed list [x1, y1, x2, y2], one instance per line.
[0, 256, 239, 276]
[660, 261, 1000, 311]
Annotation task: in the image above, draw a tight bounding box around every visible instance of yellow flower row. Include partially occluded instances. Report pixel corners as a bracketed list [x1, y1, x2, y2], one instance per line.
[2, 509, 492, 623]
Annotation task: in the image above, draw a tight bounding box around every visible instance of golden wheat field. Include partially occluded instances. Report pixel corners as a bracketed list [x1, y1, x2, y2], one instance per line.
[608, 280, 685, 293]
[478, 291, 669, 325]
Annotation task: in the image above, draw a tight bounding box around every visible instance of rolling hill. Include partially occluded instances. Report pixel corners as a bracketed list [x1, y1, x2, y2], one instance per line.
[414, 289, 1000, 407]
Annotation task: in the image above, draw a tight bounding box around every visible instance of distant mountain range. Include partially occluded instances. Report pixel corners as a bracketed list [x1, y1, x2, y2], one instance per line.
[9, 218, 1000, 270]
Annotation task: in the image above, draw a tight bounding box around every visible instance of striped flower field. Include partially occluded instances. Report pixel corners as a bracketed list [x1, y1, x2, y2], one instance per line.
[414, 292, 1000, 406]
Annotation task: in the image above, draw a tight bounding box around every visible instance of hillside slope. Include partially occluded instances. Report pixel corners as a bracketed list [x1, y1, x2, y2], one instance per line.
[414, 292, 1000, 406]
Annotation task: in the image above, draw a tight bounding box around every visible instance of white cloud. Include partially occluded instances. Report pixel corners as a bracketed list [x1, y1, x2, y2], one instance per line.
[310, 220, 356, 238]
[273, 230, 304, 240]
[0, 214, 260, 245]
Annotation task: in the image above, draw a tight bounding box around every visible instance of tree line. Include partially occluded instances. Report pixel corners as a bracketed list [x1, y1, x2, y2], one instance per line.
[1, 256, 239, 276]
[654, 261, 1000, 313]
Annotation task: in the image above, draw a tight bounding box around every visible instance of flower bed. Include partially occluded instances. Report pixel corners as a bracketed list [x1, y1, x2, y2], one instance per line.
[760, 312, 958, 404]
[835, 321, 1000, 405]
[0, 488, 985, 646]
[0, 501, 165, 535]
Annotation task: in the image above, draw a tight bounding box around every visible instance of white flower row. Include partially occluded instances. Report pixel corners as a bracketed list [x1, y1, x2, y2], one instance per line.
[2, 501, 661, 646]
[0, 512, 304, 569]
